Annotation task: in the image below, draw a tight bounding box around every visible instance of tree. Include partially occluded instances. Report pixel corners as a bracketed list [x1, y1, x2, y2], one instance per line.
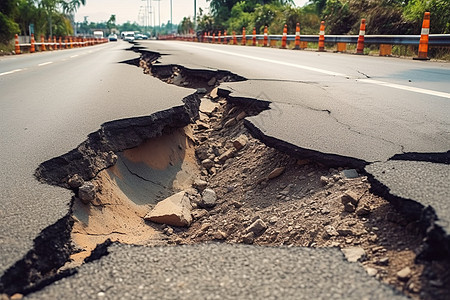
[178, 17, 194, 34]
[0, 0, 20, 44]
[106, 14, 116, 33]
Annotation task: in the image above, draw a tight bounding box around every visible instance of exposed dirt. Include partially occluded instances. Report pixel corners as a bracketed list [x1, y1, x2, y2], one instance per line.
[66, 93, 450, 300]
[69, 127, 199, 265]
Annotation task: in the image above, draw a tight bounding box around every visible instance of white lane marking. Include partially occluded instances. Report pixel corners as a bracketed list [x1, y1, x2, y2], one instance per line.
[0, 69, 24, 76]
[182, 44, 345, 77]
[360, 79, 450, 99]
[181, 43, 450, 99]
[38, 61, 53, 66]
[70, 55, 79, 58]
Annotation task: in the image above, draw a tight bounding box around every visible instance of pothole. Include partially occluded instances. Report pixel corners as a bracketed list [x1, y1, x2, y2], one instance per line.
[1, 47, 449, 300]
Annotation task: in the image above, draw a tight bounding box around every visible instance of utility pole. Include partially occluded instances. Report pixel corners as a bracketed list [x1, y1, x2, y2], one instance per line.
[170, 0, 173, 33]
[194, 0, 196, 29]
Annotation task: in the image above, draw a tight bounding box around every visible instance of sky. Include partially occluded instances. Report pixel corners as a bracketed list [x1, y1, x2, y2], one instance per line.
[75, 0, 310, 27]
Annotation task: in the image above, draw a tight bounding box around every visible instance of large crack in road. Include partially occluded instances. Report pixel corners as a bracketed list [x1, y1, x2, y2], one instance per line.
[0, 45, 449, 299]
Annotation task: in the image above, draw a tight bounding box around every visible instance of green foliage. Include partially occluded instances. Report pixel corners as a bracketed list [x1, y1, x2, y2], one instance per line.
[0, 12, 20, 44]
[322, 0, 356, 34]
[403, 0, 450, 33]
[0, 0, 20, 44]
[178, 17, 194, 34]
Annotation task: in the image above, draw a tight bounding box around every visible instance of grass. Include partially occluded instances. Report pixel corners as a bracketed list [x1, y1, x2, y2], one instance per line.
[0, 42, 15, 56]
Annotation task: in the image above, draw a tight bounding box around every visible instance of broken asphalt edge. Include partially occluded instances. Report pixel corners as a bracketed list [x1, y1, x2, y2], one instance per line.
[0, 95, 201, 296]
[234, 93, 450, 261]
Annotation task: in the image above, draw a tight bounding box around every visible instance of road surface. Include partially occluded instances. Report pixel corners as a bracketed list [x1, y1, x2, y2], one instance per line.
[0, 40, 448, 298]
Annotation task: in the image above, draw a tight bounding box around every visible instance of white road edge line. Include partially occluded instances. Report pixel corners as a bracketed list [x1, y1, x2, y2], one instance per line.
[0, 69, 24, 76]
[359, 79, 450, 99]
[70, 55, 79, 58]
[38, 62, 53, 66]
[182, 43, 450, 99]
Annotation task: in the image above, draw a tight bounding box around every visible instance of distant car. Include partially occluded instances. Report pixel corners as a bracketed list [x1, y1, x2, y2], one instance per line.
[124, 33, 135, 42]
[135, 34, 148, 40]
[108, 34, 118, 41]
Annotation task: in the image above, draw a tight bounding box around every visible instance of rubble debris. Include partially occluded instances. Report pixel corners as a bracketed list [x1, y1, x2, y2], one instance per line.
[341, 247, 366, 262]
[193, 179, 208, 192]
[200, 188, 217, 208]
[342, 169, 359, 179]
[268, 167, 285, 179]
[68, 174, 84, 189]
[232, 134, 248, 151]
[245, 219, 268, 236]
[78, 182, 96, 204]
[397, 267, 412, 281]
[144, 191, 193, 227]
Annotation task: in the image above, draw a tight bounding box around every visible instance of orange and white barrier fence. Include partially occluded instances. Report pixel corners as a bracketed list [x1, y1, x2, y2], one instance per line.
[14, 35, 108, 54]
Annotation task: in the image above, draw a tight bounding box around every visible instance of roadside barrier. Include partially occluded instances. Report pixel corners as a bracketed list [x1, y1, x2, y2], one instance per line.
[281, 24, 287, 49]
[414, 12, 430, 60]
[14, 35, 108, 54]
[15, 34, 21, 54]
[318, 21, 325, 51]
[356, 19, 366, 54]
[264, 26, 268, 47]
[30, 34, 35, 53]
[41, 35, 46, 51]
[157, 11, 449, 60]
[294, 23, 300, 50]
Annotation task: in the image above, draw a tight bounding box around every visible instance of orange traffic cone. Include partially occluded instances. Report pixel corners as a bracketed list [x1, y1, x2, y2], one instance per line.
[70, 37, 73, 48]
[294, 23, 301, 50]
[212, 33, 216, 43]
[59, 36, 62, 49]
[30, 34, 35, 53]
[263, 26, 268, 47]
[281, 24, 287, 49]
[223, 30, 228, 44]
[242, 27, 246, 46]
[356, 19, 366, 54]
[14, 34, 21, 54]
[252, 27, 256, 46]
[233, 31, 237, 45]
[318, 21, 325, 52]
[47, 36, 52, 50]
[53, 36, 58, 50]
[218, 31, 222, 43]
[41, 35, 46, 51]
[414, 12, 430, 60]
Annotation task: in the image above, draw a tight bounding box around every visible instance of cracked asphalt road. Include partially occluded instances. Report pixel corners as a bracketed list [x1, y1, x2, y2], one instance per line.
[0, 42, 194, 275]
[0, 40, 449, 298]
[137, 40, 450, 239]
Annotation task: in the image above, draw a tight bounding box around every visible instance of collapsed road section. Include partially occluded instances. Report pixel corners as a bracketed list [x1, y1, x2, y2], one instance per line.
[1, 45, 449, 300]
